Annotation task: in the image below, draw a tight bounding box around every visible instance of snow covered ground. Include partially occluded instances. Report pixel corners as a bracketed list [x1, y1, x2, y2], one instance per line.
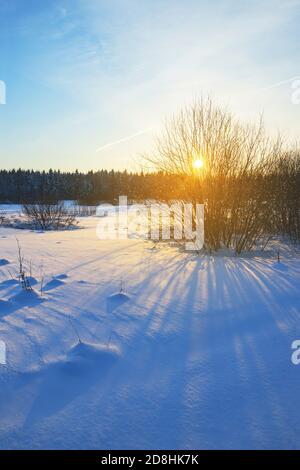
[0, 215, 300, 449]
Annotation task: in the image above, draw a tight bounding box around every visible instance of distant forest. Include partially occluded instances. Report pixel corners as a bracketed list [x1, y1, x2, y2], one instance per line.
[0, 169, 183, 204]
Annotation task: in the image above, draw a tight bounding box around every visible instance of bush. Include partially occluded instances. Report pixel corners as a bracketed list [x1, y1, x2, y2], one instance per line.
[271, 151, 300, 242]
[145, 97, 288, 253]
[22, 203, 76, 230]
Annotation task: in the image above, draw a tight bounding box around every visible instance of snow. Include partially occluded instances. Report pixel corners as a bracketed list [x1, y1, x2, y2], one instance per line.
[0, 215, 300, 449]
[0, 259, 9, 266]
[0, 204, 22, 214]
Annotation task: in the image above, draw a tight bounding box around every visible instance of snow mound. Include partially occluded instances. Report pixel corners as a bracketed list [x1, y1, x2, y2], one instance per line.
[43, 275, 68, 291]
[58, 341, 120, 376]
[55, 274, 68, 280]
[0, 259, 9, 266]
[20, 342, 120, 422]
[67, 341, 119, 365]
[106, 292, 130, 313]
[27, 276, 38, 286]
[10, 289, 43, 307]
[0, 278, 18, 288]
[108, 292, 130, 301]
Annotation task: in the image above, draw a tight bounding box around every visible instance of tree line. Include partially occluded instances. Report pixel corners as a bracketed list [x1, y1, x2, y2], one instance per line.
[0, 169, 183, 204]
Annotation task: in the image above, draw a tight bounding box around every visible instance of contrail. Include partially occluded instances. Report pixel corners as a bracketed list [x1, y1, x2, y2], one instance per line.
[96, 127, 153, 153]
[261, 75, 300, 91]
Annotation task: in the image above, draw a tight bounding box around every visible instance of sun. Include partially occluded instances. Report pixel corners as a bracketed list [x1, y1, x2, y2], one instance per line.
[193, 157, 204, 170]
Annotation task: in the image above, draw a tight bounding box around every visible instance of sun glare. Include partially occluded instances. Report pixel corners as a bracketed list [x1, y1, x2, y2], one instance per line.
[193, 158, 204, 170]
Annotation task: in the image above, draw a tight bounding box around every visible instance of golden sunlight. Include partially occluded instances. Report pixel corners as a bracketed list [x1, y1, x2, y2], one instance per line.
[193, 157, 204, 170]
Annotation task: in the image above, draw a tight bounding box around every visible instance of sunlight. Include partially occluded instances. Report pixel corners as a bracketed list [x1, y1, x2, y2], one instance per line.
[193, 157, 204, 170]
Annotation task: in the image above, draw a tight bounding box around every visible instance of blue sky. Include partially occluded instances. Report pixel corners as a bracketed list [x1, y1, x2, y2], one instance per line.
[0, 0, 299, 171]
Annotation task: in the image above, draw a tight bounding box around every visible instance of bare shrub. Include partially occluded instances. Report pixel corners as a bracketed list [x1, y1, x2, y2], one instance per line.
[16, 239, 32, 291]
[145, 97, 284, 253]
[271, 150, 300, 242]
[22, 203, 76, 230]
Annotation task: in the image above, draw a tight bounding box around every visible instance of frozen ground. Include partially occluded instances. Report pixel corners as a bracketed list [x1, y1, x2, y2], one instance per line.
[0, 215, 300, 449]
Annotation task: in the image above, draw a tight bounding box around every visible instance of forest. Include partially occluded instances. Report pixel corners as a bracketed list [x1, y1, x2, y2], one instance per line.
[0, 169, 181, 204]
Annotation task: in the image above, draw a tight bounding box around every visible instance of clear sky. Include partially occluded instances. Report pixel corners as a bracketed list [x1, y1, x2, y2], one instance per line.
[0, 0, 299, 171]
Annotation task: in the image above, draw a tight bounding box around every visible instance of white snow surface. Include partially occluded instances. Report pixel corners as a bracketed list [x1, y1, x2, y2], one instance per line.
[0, 216, 300, 450]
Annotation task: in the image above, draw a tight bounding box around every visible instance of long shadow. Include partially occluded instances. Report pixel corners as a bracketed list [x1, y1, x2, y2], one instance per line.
[88, 252, 300, 449]
[23, 345, 119, 425]
[0, 290, 45, 319]
[2, 249, 299, 449]
[0, 279, 19, 290]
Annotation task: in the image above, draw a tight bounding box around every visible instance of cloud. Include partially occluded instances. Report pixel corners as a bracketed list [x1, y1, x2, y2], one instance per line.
[96, 127, 153, 152]
[2, 0, 300, 170]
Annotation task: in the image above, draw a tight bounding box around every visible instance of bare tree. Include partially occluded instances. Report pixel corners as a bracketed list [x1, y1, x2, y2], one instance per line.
[145, 97, 284, 253]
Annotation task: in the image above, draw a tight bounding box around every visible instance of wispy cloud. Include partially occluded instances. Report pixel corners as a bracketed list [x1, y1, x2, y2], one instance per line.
[261, 76, 300, 91]
[1, 0, 300, 170]
[96, 127, 153, 152]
